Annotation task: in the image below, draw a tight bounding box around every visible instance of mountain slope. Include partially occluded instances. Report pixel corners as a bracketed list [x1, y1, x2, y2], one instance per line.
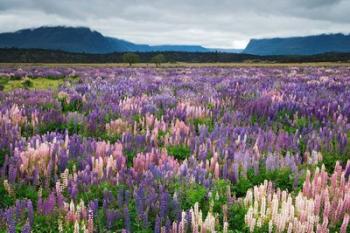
[243, 33, 350, 55]
[0, 26, 212, 53]
[0, 27, 118, 53]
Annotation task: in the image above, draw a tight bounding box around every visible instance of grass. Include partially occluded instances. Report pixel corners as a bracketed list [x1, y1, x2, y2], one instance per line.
[0, 77, 64, 91]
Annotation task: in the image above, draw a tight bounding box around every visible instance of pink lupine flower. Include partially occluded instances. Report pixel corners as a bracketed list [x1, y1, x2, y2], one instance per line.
[106, 118, 130, 135]
[341, 214, 350, 233]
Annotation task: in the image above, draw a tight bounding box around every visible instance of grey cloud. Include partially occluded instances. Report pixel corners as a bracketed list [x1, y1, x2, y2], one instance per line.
[0, 0, 349, 48]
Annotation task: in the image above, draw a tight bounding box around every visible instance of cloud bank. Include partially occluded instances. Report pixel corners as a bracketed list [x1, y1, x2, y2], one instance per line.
[0, 0, 349, 48]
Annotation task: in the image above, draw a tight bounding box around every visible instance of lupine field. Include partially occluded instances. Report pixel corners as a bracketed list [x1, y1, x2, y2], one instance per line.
[1, 66, 350, 233]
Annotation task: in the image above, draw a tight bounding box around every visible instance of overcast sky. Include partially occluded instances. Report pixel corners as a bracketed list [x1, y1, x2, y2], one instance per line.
[0, 0, 349, 49]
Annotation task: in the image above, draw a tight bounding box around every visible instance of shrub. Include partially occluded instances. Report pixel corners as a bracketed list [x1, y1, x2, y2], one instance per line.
[122, 53, 140, 66]
[151, 54, 166, 67]
[21, 78, 33, 89]
[166, 144, 191, 160]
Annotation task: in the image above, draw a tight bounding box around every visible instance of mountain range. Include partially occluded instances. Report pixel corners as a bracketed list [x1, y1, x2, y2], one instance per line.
[0, 26, 219, 54]
[243, 33, 350, 55]
[0, 26, 349, 55]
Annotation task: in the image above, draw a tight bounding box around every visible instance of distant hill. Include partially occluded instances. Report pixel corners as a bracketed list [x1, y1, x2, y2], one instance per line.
[0, 26, 216, 53]
[244, 33, 350, 55]
[207, 48, 243, 53]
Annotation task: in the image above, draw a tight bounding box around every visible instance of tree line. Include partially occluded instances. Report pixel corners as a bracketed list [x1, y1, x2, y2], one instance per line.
[0, 48, 350, 64]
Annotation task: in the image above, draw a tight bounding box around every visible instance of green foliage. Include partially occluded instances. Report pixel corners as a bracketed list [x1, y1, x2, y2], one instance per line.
[14, 183, 39, 204]
[0, 148, 9, 167]
[125, 149, 136, 167]
[232, 167, 297, 197]
[0, 181, 15, 208]
[0, 77, 8, 91]
[40, 102, 55, 111]
[207, 103, 215, 110]
[21, 123, 34, 138]
[273, 109, 320, 135]
[38, 121, 65, 134]
[178, 183, 207, 210]
[2, 77, 64, 91]
[103, 112, 120, 124]
[228, 203, 249, 232]
[122, 52, 140, 66]
[250, 114, 267, 126]
[60, 98, 83, 113]
[210, 179, 231, 213]
[21, 78, 34, 89]
[124, 147, 146, 167]
[132, 114, 142, 123]
[328, 220, 350, 233]
[77, 182, 123, 204]
[36, 75, 65, 80]
[155, 107, 165, 120]
[232, 176, 253, 198]
[157, 130, 168, 147]
[166, 144, 191, 160]
[298, 136, 307, 155]
[0, 77, 9, 85]
[272, 109, 295, 133]
[129, 201, 153, 232]
[32, 214, 60, 233]
[190, 117, 215, 134]
[259, 168, 296, 192]
[322, 151, 345, 173]
[101, 132, 122, 144]
[322, 135, 350, 173]
[253, 223, 271, 233]
[151, 54, 166, 67]
[67, 159, 78, 173]
[65, 119, 85, 135]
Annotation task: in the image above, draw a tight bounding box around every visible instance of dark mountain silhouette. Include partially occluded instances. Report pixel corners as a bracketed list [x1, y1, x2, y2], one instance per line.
[244, 33, 350, 55]
[0, 26, 210, 53]
[2, 26, 349, 55]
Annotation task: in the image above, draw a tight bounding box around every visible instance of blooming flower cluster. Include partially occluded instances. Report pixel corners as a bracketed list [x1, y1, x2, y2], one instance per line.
[0, 66, 350, 232]
[244, 162, 350, 233]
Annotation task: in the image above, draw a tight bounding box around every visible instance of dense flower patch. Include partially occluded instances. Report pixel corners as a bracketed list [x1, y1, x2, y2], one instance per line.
[0, 66, 350, 232]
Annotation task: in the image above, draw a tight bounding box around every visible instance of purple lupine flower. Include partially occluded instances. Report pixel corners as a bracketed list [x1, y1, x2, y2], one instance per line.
[124, 190, 130, 204]
[160, 191, 169, 220]
[88, 199, 99, 217]
[33, 166, 40, 186]
[5, 207, 16, 233]
[135, 186, 144, 221]
[37, 194, 43, 214]
[57, 191, 64, 209]
[43, 192, 56, 215]
[27, 200, 34, 226]
[15, 200, 22, 221]
[123, 207, 131, 232]
[69, 183, 78, 200]
[154, 215, 161, 233]
[165, 218, 171, 232]
[8, 164, 16, 183]
[105, 209, 117, 229]
[117, 189, 124, 207]
[21, 221, 31, 233]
